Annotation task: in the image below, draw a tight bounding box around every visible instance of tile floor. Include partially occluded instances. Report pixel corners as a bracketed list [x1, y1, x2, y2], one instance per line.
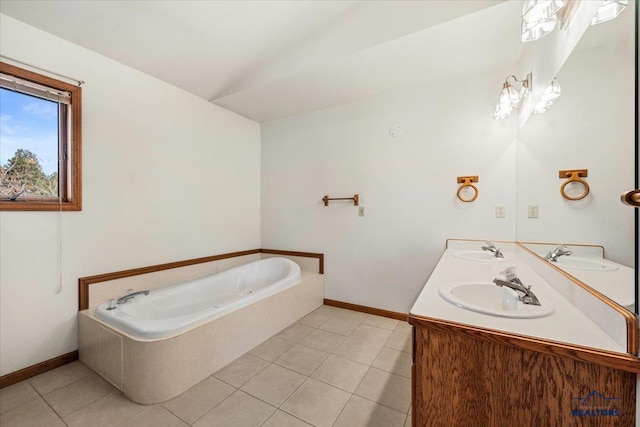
[0, 305, 413, 427]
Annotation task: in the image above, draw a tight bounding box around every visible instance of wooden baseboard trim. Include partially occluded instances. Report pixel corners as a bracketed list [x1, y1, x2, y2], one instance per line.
[324, 299, 408, 321]
[0, 351, 79, 389]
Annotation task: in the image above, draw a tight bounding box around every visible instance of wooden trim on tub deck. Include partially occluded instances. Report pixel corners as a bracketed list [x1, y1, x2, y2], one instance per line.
[78, 248, 324, 311]
[0, 351, 79, 389]
[260, 248, 324, 274]
[78, 249, 261, 311]
[324, 299, 408, 321]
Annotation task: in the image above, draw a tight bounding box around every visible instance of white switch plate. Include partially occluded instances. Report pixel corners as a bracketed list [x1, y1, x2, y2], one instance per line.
[495, 204, 506, 218]
[528, 204, 539, 218]
[358, 206, 366, 217]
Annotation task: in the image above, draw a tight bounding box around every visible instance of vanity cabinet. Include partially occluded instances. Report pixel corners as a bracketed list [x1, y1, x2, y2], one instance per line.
[409, 316, 638, 427]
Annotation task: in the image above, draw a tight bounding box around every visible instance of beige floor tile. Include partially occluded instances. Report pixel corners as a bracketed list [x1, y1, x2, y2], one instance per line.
[332, 309, 368, 323]
[372, 347, 411, 378]
[120, 405, 188, 427]
[297, 312, 331, 328]
[354, 368, 411, 413]
[29, 361, 93, 395]
[162, 376, 234, 424]
[63, 391, 147, 427]
[277, 323, 315, 343]
[274, 344, 329, 376]
[405, 415, 412, 426]
[313, 305, 342, 317]
[363, 315, 400, 331]
[281, 378, 350, 427]
[193, 390, 275, 427]
[385, 331, 412, 353]
[0, 397, 65, 427]
[240, 364, 305, 407]
[300, 329, 345, 353]
[333, 395, 407, 427]
[394, 321, 413, 335]
[318, 317, 360, 336]
[0, 381, 38, 414]
[262, 410, 313, 427]
[350, 324, 393, 345]
[310, 354, 369, 393]
[43, 373, 116, 417]
[249, 336, 296, 362]
[333, 337, 384, 365]
[213, 353, 270, 388]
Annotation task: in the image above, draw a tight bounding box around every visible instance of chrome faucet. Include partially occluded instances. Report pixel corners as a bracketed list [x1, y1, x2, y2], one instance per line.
[493, 266, 541, 306]
[544, 245, 572, 262]
[481, 241, 504, 258]
[115, 289, 150, 305]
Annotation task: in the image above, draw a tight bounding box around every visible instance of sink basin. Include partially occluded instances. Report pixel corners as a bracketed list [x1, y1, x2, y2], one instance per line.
[451, 250, 510, 262]
[438, 282, 554, 318]
[554, 257, 618, 272]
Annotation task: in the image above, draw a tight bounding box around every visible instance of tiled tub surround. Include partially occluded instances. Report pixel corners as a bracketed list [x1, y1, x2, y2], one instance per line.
[2, 306, 412, 427]
[80, 269, 323, 404]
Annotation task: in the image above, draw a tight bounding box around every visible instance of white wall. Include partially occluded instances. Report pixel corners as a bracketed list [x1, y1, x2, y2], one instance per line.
[261, 69, 518, 313]
[516, 33, 635, 267]
[0, 15, 261, 375]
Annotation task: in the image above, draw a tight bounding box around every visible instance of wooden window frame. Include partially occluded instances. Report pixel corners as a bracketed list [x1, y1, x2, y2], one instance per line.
[0, 62, 82, 211]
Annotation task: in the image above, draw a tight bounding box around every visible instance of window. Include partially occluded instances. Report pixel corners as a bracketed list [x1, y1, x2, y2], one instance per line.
[0, 62, 81, 211]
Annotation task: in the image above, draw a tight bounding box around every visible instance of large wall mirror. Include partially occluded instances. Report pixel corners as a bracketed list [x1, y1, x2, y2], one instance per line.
[516, 4, 637, 314]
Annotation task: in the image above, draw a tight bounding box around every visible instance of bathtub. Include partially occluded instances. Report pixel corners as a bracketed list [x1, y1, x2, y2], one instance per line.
[79, 257, 323, 403]
[95, 257, 301, 339]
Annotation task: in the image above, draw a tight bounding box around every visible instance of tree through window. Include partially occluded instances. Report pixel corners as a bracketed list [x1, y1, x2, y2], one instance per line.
[0, 62, 82, 211]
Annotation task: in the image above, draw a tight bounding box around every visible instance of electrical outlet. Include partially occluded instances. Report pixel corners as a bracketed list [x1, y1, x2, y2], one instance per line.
[495, 204, 506, 218]
[358, 206, 366, 217]
[528, 204, 539, 218]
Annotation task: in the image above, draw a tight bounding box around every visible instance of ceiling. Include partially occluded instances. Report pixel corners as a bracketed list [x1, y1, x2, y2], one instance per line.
[0, 0, 521, 122]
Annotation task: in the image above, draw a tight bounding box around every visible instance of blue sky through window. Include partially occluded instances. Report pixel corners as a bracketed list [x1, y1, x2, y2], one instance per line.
[0, 88, 59, 175]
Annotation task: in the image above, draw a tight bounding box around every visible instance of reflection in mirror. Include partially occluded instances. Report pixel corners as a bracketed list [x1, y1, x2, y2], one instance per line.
[516, 6, 635, 312]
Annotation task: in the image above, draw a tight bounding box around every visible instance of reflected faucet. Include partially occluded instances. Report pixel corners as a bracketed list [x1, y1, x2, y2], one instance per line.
[493, 266, 541, 306]
[544, 245, 572, 262]
[481, 241, 504, 258]
[116, 289, 150, 305]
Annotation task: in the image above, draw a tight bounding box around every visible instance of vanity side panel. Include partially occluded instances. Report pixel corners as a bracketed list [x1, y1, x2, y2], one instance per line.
[413, 324, 635, 427]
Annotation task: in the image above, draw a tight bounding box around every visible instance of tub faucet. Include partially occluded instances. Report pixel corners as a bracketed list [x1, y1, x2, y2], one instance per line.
[481, 241, 504, 258]
[116, 289, 150, 305]
[493, 266, 541, 306]
[544, 245, 572, 262]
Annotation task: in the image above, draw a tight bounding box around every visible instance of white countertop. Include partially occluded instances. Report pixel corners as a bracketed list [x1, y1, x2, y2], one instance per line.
[410, 247, 626, 354]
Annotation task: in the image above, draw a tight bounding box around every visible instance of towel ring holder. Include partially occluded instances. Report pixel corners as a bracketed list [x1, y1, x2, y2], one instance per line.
[456, 176, 479, 203]
[559, 169, 589, 201]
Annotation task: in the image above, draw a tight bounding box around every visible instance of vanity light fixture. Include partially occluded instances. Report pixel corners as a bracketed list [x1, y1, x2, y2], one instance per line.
[533, 78, 561, 115]
[591, 0, 628, 25]
[521, 0, 566, 42]
[493, 74, 532, 120]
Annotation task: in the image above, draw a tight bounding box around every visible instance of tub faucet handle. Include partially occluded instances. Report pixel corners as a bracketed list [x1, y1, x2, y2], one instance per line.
[106, 299, 117, 310]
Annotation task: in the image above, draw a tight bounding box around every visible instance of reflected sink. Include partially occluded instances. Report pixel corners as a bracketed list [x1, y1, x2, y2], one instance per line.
[451, 250, 510, 262]
[438, 282, 554, 319]
[554, 257, 618, 272]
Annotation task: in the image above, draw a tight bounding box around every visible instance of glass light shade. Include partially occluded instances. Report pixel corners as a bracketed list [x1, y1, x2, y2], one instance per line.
[493, 103, 513, 120]
[498, 82, 520, 108]
[521, 18, 558, 42]
[522, 0, 565, 24]
[541, 78, 561, 102]
[591, 0, 628, 25]
[521, 0, 565, 42]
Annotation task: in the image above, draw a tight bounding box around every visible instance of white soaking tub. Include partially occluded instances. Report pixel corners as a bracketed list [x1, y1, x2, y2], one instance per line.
[79, 257, 323, 404]
[95, 257, 301, 339]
